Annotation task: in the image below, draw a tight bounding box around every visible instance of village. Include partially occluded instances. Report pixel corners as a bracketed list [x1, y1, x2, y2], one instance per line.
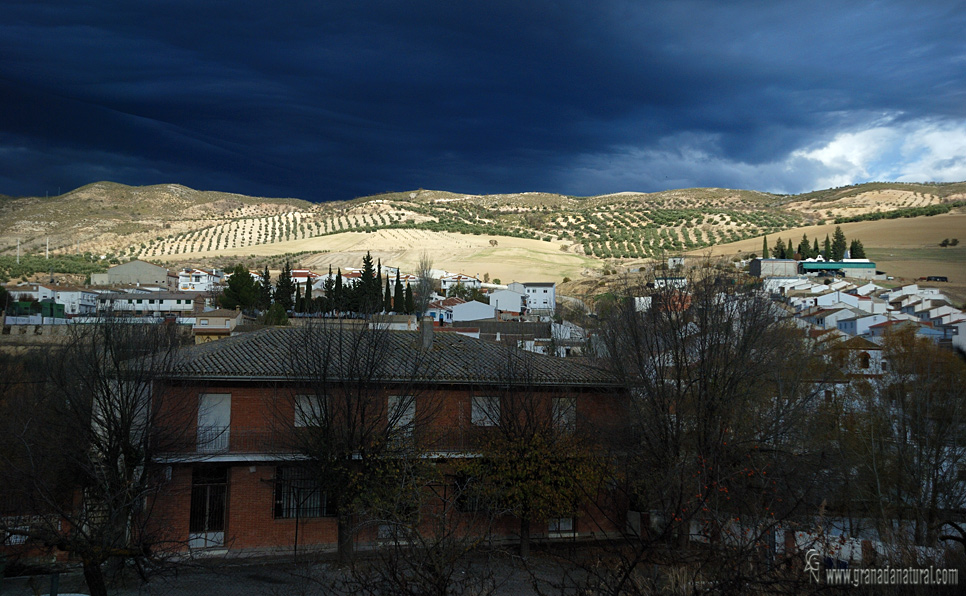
[1, 251, 964, 594]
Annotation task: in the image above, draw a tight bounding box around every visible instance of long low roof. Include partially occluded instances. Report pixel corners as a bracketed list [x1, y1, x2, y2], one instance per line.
[800, 262, 876, 270]
[167, 325, 617, 387]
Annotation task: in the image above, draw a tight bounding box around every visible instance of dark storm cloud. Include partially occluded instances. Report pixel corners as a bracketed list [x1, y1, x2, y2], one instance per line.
[1, 1, 965, 201]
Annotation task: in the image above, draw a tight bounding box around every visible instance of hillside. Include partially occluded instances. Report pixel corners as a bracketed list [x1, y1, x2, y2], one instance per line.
[1, 181, 964, 286]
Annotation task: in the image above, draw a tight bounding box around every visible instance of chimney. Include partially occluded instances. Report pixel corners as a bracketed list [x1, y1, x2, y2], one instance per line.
[420, 315, 434, 349]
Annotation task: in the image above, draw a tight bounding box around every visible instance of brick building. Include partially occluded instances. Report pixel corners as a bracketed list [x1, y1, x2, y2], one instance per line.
[147, 320, 626, 554]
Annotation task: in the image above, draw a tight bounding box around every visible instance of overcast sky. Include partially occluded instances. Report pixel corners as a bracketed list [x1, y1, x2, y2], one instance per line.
[2, 1, 965, 202]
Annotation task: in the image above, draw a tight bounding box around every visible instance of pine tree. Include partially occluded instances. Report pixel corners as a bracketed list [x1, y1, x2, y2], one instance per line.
[831, 226, 847, 261]
[849, 239, 866, 259]
[762, 236, 770, 259]
[394, 272, 404, 313]
[257, 265, 273, 311]
[797, 234, 810, 259]
[773, 238, 786, 259]
[355, 251, 381, 315]
[274, 260, 296, 311]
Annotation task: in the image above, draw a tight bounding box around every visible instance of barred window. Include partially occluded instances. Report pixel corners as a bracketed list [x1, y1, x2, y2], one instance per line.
[273, 467, 336, 519]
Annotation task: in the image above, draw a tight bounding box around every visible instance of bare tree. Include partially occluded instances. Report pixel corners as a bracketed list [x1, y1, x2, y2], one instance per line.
[584, 266, 831, 593]
[0, 320, 193, 596]
[415, 251, 435, 316]
[278, 317, 442, 564]
[837, 328, 966, 554]
[458, 344, 616, 559]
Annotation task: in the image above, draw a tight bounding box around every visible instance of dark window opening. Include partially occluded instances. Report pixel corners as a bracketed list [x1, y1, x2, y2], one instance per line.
[274, 466, 336, 518]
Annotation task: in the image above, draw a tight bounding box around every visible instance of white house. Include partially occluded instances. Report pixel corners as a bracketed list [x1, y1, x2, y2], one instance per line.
[440, 273, 482, 294]
[452, 300, 496, 323]
[489, 289, 527, 314]
[507, 282, 556, 314]
[178, 268, 225, 292]
[45, 285, 98, 316]
[837, 314, 890, 337]
[816, 291, 860, 309]
[97, 292, 197, 315]
[425, 297, 465, 325]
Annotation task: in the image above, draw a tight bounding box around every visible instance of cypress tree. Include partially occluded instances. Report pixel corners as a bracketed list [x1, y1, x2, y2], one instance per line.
[321, 265, 335, 314]
[384, 278, 392, 313]
[304, 279, 313, 313]
[334, 268, 344, 313]
[257, 265, 273, 311]
[761, 236, 770, 259]
[394, 272, 404, 313]
[812, 238, 820, 258]
[823, 235, 831, 259]
[359, 251, 379, 314]
[831, 226, 847, 261]
[797, 234, 810, 259]
[294, 280, 302, 313]
[274, 260, 296, 311]
[404, 283, 414, 314]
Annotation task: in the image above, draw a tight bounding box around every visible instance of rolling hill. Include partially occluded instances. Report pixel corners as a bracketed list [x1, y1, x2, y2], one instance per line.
[1, 181, 963, 294]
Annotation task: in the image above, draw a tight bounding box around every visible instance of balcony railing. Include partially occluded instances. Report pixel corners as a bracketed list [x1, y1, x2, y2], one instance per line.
[156, 425, 498, 456]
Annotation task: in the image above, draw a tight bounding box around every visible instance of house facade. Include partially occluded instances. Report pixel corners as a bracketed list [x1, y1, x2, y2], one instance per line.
[507, 282, 556, 315]
[146, 323, 625, 555]
[90, 259, 174, 288]
[178, 268, 225, 293]
[97, 292, 198, 316]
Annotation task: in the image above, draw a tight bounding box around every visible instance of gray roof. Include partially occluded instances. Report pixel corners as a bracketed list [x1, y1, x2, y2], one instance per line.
[168, 325, 616, 387]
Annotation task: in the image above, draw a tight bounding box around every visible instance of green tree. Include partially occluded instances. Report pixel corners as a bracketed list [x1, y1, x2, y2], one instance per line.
[261, 302, 289, 325]
[355, 251, 381, 315]
[761, 236, 770, 259]
[394, 272, 405, 313]
[849, 239, 866, 259]
[334, 268, 345, 313]
[320, 266, 335, 314]
[773, 237, 786, 259]
[446, 282, 489, 303]
[823, 234, 832, 259]
[257, 265, 273, 311]
[304, 279, 313, 313]
[831, 226, 847, 261]
[275, 261, 296, 311]
[384, 278, 392, 313]
[797, 234, 811, 259]
[405, 283, 415, 314]
[812, 237, 820, 258]
[219, 264, 259, 312]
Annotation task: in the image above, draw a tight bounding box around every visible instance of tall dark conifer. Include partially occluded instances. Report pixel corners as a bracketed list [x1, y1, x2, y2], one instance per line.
[257, 265, 273, 310]
[404, 283, 414, 314]
[334, 268, 344, 313]
[304, 279, 313, 313]
[394, 272, 404, 313]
